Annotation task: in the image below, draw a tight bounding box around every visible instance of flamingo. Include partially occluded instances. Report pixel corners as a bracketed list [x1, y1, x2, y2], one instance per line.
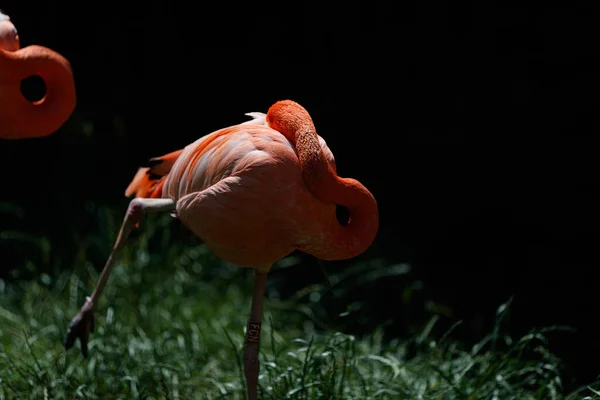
[0, 10, 76, 139]
[64, 99, 379, 399]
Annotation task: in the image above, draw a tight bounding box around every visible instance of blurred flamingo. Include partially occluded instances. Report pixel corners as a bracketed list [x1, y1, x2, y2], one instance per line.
[0, 10, 76, 139]
[65, 99, 379, 399]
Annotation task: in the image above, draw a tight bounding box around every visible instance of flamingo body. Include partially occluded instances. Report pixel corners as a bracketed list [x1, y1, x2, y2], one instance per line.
[126, 108, 377, 270]
[170, 122, 337, 268]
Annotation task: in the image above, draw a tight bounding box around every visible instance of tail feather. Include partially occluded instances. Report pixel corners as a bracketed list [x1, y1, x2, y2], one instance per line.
[142, 149, 184, 177]
[125, 149, 184, 199]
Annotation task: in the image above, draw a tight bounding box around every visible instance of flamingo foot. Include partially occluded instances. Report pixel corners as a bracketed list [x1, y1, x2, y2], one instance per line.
[64, 296, 95, 358]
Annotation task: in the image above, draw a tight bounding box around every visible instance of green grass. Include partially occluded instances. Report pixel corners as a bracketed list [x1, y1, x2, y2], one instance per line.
[1, 213, 599, 399]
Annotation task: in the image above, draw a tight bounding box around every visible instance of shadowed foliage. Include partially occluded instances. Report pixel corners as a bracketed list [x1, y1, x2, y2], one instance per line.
[1, 210, 599, 399]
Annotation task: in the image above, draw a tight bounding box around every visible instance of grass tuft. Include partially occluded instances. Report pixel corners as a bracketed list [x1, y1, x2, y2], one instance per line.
[0, 213, 598, 399]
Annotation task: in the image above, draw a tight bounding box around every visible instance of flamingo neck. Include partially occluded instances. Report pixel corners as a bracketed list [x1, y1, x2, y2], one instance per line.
[0, 45, 76, 139]
[266, 100, 379, 260]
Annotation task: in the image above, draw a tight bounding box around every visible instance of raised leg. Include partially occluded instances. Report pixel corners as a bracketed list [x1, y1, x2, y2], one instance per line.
[65, 197, 175, 357]
[244, 269, 268, 400]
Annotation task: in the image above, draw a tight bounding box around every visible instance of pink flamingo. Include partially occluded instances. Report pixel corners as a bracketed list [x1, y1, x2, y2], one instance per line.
[65, 99, 379, 399]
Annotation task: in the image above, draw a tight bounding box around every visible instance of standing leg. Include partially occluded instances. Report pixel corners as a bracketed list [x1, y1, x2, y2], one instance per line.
[244, 269, 268, 400]
[64, 197, 175, 357]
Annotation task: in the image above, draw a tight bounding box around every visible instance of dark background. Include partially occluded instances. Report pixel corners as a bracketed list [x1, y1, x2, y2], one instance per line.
[1, 0, 598, 391]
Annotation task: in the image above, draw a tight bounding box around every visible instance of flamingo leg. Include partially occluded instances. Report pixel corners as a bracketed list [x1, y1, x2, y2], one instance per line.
[244, 269, 268, 400]
[65, 198, 175, 357]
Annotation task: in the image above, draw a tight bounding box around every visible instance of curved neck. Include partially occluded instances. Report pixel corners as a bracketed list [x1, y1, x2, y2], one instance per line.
[266, 100, 379, 260]
[0, 45, 76, 139]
